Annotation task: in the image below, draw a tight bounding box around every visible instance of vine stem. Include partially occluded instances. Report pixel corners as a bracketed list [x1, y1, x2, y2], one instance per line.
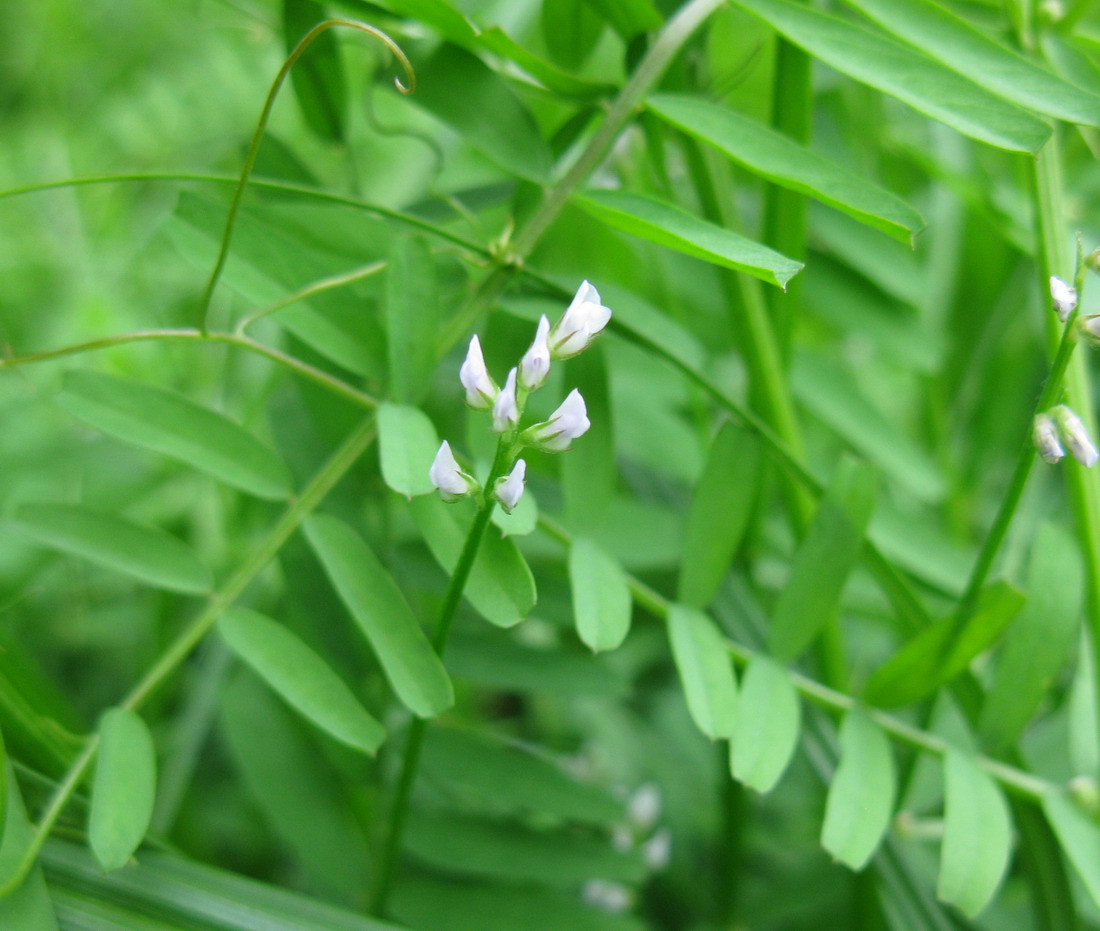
[0, 417, 378, 897]
[193, 18, 414, 333]
[369, 438, 513, 916]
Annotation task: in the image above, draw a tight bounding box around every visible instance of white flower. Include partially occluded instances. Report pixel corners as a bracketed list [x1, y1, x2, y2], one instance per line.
[524, 389, 590, 452]
[429, 441, 478, 501]
[492, 367, 520, 433]
[1034, 413, 1065, 464]
[549, 280, 611, 359]
[642, 828, 671, 871]
[1054, 405, 1099, 467]
[519, 315, 551, 391]
[1051, 276, 1078, 322]
[628, 783, 661, 830]
[493, 459, 526, 513]
[459, 335, 497, 410]
[1080, 314, 1100, 344]
[582, 880, 631, 913]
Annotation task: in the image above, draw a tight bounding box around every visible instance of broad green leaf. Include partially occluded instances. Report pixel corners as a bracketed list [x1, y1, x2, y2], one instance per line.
[980, 523, 1082, 750]
[403, 809, 645, 885]
[58, 370, 292, 500]
[821, 710, 895, 870]
[583, 0, 661, 39]
[939, 750, 1011, 917]
[89, 708, 156, 872]
[1043, 791, 1100, 912]
[668, 605, 737, 740]
[648, 94, 924, 244]
[283, 0, 347, 143]
[218, 608, 385, 755]
[562, 347, 615, 533]
[385, 237, 437, 405]
[420, 727, 623, 824]
[730, 655, 801, 793]
[476, 27, 606, 98]
[769, 457, 876, 660]
[13, 503, 211, 595]
[412, 44, 551, 182]
[304, 514, 453, 717]
[408, 496, 536, 628]
[575, 190, 803, 289]
[0, 766, 58, 931]
[377, 403, 439, 498]
[678, 423, 763, 608]
[843, 0, 1100, 126]
[541, 0, 603, 71]
[570, 538, 632, 653]
[865, 581, 1026, 707]
[730, 0, 1050, 153]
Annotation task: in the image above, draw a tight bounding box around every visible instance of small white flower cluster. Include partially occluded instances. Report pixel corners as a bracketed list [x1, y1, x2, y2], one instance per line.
[430, 281, 612, 512]
[1034, 405, 1099, 467]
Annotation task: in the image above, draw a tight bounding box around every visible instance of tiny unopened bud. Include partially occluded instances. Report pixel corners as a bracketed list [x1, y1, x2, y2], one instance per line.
[1034, 413, 1065, 464]
[519, 315, 551, 391]
[493, 459, 526, 513]
[1054, 405, 1099, 467]
[1051, 276, 1078, 322]
[549, 280, 612, 359]
[1087, 249, 1100, 274]
[460, 335, 498, 410]
[1069, 775, 1100, 817]
[523, 388, 590, 452]
[429, 441, 479, 502]
[492, 367, 520, 433]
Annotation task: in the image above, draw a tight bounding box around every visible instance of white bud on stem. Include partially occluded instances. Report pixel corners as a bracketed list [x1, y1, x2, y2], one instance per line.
[493, 459, 527, 513]
[1054, 405, 1099, 467]
[549, 280, 612, 359]
[459, 335, 498, 410]
[1050, 276, 1078, 322]
[429, 441, 479, 501]
[492, 367, 520, 433]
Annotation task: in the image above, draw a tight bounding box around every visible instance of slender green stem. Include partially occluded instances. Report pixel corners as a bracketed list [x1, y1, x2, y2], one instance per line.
[370, 437, 513, 916]
[0, 417, 378, 897]
[194, 19, 414, 333]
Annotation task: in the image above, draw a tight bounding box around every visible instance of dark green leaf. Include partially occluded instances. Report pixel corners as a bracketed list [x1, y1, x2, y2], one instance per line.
[583, 0, 661, 39]
[377, 403, 439, 498]
[89, 708, 156, 872]
[13, 503, 211, 595]
[304, 514, 453, 717]
[218, 608, 385, 755]
[648, 94, 924, 243]
[58, 370, 292, 500]
[0, 765, 58, 931]
[730, 0, 1050, 152]
[570, 537, 632, 652]
[283, 0, 347, 143]
[575, 190, 803, 289]
[730, 655, 801, 793]
[668, 605, 737, 740]
[385, 237, 438, 405]
[541, 0, 604, 71]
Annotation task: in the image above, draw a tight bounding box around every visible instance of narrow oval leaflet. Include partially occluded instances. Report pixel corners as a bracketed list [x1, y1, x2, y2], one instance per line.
[377, 402, 440, 498]
[667, 605, 737, 740]
[89, 708, 157, 873]
[303, 514, 453, 718]
[13, 503, 212, 595]
[730, 655, 801, 793]
[0, 764, 56, 930]
[58, 370, 292, 500]
[938, 749, 1012, 918]
[385, 236, 439, 405]
[218, 608, 385, 755]
[569, 537, 632, 653]
[821, 710, 896, 870]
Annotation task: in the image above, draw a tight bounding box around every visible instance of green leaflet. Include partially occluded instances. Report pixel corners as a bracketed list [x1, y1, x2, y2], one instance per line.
[0, 764, 58, 931]
[730, 0, 1050, 153]
[574, 190, 803, 289]
[561, 346, 615, 534]
[667, 605, 738, 740]
[677, 423, 762, 609]
[89, 709, 157, 873]
[385, 236, 438, 406]
[13, 503, 211, 595]
[648, 94, 924, 244]
[843, 0, 1100, 126]
[1043, 791, 1100, 913]
[570, 538, 632, 653]
[377, 403, 439, 498]
[938, 750, 1012, 918]
[218, 608, 385, 755]
[303, 514, 453, 717]
[730, 655, 800, 793]
[769, 457, 877, 661]
[821, 710, 895, 870]
[57, 370, 292, 500]
[979, 523, 1082, 750]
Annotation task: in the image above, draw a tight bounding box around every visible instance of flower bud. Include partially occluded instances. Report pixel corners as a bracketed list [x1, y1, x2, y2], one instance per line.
[1054, 405, 1099, 467]
[429, 441, 479, 502]
[1050, 276, 1078, 322]
[460, 335, 497, 411]
[523, 388, 590, 452]
[1080, 314, 1100, 345]
[492, 367, 520, 433]
[493, 459, 526, 513]
[1087, 248, 1100, 274]
[1033, 413, 1065, 464]
[549, 280, 612, 359]
[519, 315, 551, 391]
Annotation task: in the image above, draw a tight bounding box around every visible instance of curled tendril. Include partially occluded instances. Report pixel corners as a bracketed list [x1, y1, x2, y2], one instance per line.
[195, 19, 416, 333]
